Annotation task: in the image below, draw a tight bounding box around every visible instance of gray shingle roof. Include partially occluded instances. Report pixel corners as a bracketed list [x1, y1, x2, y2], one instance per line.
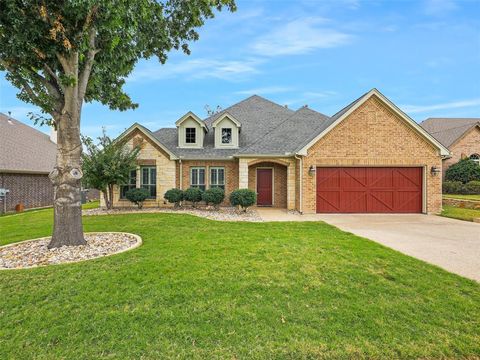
[420, 118, 480, 148]
[0, 113, 56, 173]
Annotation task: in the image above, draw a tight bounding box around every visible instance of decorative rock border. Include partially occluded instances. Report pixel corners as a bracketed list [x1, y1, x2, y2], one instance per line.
[0, 232, 142, 270]
[83, 206, 263, 222]
[443, 198, 480, 210]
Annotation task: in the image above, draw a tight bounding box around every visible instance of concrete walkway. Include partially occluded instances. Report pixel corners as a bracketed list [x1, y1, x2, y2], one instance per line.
[257, 209, 480, 282]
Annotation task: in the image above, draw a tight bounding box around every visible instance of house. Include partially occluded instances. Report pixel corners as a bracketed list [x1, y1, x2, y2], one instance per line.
[108, 88, 450, 214]
[420, 118, 480, 176]
[0, 113, 56, 212]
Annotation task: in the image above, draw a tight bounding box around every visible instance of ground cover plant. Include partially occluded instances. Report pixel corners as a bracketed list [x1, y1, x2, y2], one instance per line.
[0, 209, 479, 359]
[441, 205, 480, 222]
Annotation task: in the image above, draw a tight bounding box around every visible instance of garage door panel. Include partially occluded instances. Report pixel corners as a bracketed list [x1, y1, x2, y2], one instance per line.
[316, 167, 422, 213]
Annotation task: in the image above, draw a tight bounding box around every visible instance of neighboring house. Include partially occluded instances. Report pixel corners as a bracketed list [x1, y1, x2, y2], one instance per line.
[0, 113, 56, 212]
[420, 118, 480, 176]
[108, 89, 450, 214]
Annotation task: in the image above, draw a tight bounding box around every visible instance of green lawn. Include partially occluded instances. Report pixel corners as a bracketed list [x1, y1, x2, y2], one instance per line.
[441, 204, 480, 222]
[0, 210, 479, 359]
[443, 194, 480, 201]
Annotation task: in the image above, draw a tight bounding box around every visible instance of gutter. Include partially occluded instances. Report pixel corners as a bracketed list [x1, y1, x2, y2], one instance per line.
[294, 154, 303, 214]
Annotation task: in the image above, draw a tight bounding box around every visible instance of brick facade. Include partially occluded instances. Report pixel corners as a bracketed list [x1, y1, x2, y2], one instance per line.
[177, 159, 238, 206]
[301, 96, 443, 214]
[0, 173, 54, 212]
[247, 162, 288, 208]
[442, 126, 480, 176]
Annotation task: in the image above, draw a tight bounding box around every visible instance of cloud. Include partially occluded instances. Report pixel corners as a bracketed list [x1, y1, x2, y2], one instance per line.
[252, 17, 351, 56]
[423, 0, 457, 16]
[235, 86, 293, 95]
[129, 58, 262, 82]
[401, 98, 480, 113]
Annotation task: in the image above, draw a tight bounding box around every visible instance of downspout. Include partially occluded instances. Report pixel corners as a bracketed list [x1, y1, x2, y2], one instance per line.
[179, 158, 183, 190]
[294, 154, 303, 214]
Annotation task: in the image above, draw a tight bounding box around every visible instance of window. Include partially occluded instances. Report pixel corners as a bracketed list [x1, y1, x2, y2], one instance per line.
[141, 166, 156, 198]
[210, 167, 225, 190]
[190, 167, 206, 191]
[185, 127, 196, 144]
[470, 153, 480, 166]
[120, 169, 137, 199]
[221, 128, 232, 144]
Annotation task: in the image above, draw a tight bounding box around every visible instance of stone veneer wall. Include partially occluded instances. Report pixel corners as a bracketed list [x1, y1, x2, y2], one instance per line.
[302, 95, 443, 214]
[103, 129, 176, 208]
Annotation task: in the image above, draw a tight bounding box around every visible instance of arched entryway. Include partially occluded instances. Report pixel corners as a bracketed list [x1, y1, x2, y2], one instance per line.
[247, 161, 288, 208]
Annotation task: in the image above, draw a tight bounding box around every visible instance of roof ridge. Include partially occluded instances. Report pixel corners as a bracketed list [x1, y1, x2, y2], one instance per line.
[330, 89, 371, 119]
[427, 122, 480, 134]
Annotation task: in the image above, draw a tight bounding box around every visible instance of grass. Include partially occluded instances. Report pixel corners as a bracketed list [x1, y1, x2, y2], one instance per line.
[0, 210, 479, 359]
[443, 194, 480, 201]
[441, 204, 480, 222]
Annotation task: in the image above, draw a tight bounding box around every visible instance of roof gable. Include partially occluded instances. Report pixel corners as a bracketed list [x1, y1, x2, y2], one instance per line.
[297, 89, 450, 157]
[211, 112, 241, 128]
[420, 118, 480, 148]
[175, 111, 208, 132]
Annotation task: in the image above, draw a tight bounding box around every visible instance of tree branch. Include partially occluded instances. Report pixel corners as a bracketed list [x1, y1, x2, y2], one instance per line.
[78, 26, 99, 103]
[0, 59, 42, 104]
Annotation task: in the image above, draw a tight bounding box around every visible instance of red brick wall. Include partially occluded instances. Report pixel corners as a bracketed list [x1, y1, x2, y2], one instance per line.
[248, 162, 287, 208]
[177, 160, 239, 205]
[0, 173, 54, 212]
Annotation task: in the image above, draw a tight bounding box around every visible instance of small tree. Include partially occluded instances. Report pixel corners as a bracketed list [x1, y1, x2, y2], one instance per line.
[184, 187, 203, 208]
[202, 188, 225, 209]
[82, 131, 139, 210]
[445, 158, 480, 184]
[125, 188, 149, 209]
[164, 188, 184, 209]
[230, 189, 256, 212]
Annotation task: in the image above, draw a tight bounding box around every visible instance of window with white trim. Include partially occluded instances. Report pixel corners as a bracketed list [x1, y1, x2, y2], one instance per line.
[221, 128, 232, 144]
[470, 153, 480, 166]
[210, 167, 225, 190]
[190, 167, 206, 191]
[141, 166, 156, 198]
[120, 169, 137, 199]
[185, 127, 196, 144]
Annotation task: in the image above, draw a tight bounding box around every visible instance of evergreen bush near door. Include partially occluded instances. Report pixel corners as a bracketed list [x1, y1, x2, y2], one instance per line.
[230, 189, 256, 212]
[164, 189, 184, 208]
[184, 187, 203, 208]
[202, 188, 225, 209]
[125, 188, 150, 209]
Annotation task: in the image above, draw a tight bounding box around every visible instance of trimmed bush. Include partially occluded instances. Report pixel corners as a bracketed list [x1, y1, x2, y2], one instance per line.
[184, 187, 203, 208]
[465, 180, 480, 195]
[442, 181, 464, 194]
[202, 187, 225, 209]
[230, 189, 256, 212]
[164, 188, 184, 208]
[445, 158, 480, 184]
[125, 188, 150, 209]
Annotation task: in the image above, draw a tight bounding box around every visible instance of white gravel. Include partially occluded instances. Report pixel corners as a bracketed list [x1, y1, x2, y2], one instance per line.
[83, 206, 263, 222]
[0, 232, 141, 270]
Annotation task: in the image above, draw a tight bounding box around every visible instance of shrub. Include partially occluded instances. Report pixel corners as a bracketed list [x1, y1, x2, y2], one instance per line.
[202, 187, 225, 209]
[230, 189, 256, 212]
[164, 188, 184, 208]
[184, 187, 203, 208]
[125, 188, 150, 209]
[442, 180, 464, 194]
[465, 180, 480, 195]
[445, 158, 480, 184]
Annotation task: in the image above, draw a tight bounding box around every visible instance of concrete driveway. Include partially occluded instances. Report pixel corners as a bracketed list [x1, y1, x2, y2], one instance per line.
[257, 209, 480, 282]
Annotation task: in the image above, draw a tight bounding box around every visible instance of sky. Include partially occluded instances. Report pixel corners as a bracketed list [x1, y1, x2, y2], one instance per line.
[0, 0, 479, 139]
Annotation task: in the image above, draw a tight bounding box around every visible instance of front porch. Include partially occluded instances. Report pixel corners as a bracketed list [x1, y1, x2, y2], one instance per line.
[238, 158, 296, 210]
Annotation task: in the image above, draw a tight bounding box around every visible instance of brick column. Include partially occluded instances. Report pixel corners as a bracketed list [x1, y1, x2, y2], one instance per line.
[238, 158, 249, 188]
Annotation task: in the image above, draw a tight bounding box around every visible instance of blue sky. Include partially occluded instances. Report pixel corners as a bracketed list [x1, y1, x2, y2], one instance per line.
[0, 0, 479, 139]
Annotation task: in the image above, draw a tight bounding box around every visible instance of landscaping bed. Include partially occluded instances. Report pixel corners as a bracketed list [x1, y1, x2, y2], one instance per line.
[83, 206, 263, 222]
[0, 232, 141, 269]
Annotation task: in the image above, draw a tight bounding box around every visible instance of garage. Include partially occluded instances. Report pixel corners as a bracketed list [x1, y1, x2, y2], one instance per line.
[316, 167, 423, 213]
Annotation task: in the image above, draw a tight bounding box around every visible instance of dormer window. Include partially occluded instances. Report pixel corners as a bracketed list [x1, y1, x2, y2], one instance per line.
[221, 128, 232, 144]
[186, 128, 196, 144]
[212, 112, 241, 148]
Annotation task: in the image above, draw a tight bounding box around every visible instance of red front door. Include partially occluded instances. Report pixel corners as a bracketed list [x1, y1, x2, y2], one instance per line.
[257, 168, 273, 206]
[316, 167, 423, 213]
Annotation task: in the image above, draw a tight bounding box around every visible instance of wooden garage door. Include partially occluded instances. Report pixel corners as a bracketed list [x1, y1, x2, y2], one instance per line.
[316, 167, 423, 213]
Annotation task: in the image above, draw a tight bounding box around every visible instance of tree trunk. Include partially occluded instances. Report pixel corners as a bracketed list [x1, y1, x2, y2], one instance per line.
[103, 190, 110, 210]
[48, 61, 86, 248]
[108, 184, 114, 209]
